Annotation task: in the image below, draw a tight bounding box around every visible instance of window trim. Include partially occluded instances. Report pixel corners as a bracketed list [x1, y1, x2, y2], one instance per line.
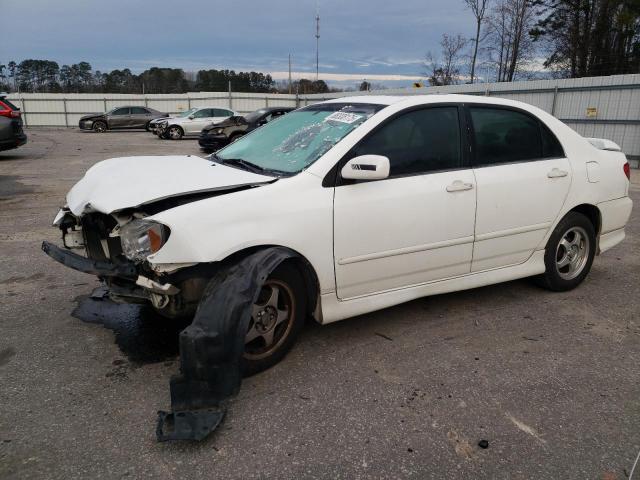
[465, 104, 566, 169]
[323, 103, 470, 188]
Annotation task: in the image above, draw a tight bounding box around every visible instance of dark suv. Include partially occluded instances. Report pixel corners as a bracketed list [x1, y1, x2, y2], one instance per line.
[79, 106, 168, 132]
[0, 94, 27, 152]
[198, 107, 293, 152]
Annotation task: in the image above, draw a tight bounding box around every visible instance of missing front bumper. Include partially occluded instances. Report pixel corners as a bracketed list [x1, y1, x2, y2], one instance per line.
[42, 241, 138, 279]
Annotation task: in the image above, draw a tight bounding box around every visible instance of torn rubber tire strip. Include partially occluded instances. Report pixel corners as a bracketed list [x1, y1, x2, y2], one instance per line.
[156, 247, 299, 441]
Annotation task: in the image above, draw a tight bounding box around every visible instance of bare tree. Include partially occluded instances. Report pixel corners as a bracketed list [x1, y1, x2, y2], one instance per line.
[463, 0, 490, 83]
[485, 0, 536, 82]
[425, 34, 468, 86]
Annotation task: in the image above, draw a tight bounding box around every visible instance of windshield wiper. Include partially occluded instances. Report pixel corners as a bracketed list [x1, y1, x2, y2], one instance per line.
[211, 154, 291, 177]
[220, 158, 266, 174]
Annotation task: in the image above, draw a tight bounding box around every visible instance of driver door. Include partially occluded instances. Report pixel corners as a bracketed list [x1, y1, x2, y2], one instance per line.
[186, 108, 215, 134]
[108, 107, 130, 129]
[333, 106, 477, 299]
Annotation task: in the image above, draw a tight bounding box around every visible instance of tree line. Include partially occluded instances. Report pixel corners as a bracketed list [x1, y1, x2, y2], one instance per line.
[0, 60, 335, 94]
[426, 0, 639, 85]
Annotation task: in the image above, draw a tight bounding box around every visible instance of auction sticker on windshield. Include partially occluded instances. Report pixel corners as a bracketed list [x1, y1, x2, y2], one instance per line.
[325, 112, 363, 124]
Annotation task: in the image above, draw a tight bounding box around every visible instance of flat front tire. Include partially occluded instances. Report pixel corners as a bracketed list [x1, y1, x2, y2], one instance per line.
[536, 212, 596, 291]
[242, 263, 306, 376]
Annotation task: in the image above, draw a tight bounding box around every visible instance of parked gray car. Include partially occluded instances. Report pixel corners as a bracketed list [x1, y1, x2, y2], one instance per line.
[79, 106, 168, 132]
[0, 93, 27, 152]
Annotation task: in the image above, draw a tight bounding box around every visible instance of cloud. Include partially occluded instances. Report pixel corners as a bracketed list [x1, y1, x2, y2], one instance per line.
[268, 71, 423, 82]
[3, 0, 477, 79]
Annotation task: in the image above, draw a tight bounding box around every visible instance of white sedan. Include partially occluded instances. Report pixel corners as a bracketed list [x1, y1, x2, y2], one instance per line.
[156, 106, 236, 139]
[45, 95, 633, 374]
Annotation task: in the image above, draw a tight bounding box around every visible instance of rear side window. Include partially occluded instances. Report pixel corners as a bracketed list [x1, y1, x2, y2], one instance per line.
[541, 123, 564, 158]
[214, 109, 233, 117]
[353, 106, 462, 177]
[130, 107, 149, 114]
[470, 107, 542, 165]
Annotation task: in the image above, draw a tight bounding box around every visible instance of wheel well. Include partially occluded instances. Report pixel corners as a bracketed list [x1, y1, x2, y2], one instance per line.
[569, 204, 601, 235]
[169, 124, 184, 132]
[224, 246, 321, 320]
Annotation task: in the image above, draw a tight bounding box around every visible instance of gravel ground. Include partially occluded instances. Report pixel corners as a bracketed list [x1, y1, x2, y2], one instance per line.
[1, 128, 639, 480]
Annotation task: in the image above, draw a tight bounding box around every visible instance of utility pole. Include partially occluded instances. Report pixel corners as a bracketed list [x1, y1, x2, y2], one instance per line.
[315, 4, 320, 81]
[288, 53, 292, 94]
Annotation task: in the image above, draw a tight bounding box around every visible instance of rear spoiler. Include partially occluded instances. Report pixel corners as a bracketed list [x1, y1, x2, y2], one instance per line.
[586, 137, 622, 152]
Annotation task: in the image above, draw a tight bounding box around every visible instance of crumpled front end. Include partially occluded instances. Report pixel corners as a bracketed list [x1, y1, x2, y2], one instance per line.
[43, 208, 191, 315]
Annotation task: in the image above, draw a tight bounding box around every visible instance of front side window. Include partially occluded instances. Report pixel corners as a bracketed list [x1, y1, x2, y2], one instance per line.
[193, 108, 213, 118]
[470, 107, 543, 165]
[352, 106, 462, 177]
[111, 108, 129, 116]
[176, 108, 197, 118]
[215, 103, 384, 175]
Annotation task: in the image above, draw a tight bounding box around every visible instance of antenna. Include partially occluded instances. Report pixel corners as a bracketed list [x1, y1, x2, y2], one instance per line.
[315, 3, 320, 81]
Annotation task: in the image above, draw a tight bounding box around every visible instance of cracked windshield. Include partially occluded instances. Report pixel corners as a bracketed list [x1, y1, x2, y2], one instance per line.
[215, 103, 383, 174]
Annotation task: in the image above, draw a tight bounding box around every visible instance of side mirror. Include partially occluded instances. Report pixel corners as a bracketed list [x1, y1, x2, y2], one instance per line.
[341, 155, 390, 181]
[188, 115, 195, 120]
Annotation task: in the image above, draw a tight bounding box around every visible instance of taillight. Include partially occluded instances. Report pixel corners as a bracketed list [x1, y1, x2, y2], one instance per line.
[0, 100, 20, 118]
[623, 162, 630, 181]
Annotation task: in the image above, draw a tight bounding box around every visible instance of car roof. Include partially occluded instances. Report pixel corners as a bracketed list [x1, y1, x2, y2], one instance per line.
[322, 94, 531, 109]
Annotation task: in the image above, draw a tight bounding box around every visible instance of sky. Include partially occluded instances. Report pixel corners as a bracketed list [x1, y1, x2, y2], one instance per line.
[2, 0, 479, 88]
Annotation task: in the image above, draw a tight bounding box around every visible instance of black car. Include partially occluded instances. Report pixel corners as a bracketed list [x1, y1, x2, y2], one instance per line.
[79, 106, 168, 132]
[198, 107, 294, 152]
[0, 94, 27, 152]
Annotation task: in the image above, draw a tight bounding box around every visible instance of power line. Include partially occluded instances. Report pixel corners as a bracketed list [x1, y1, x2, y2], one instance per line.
[315, 3, 320, 81]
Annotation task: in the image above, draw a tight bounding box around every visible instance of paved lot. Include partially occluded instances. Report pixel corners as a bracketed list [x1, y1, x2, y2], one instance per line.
[1, 129, 639, 479]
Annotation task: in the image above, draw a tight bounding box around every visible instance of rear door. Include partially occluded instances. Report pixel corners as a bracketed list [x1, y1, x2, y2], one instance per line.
[468, 106, 571, 272]
[129, 107, 151, 128]
[212, 108, 234, 124]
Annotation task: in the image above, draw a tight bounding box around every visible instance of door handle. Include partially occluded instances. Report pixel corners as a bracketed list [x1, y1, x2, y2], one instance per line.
[547, 168, 568, 178]
[446, 180, 474, 192]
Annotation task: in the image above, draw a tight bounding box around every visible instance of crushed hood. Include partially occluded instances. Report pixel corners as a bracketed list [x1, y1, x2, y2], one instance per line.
[67, 155, 274, 215]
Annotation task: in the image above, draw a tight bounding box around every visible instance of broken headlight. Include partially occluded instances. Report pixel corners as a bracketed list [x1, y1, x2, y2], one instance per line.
[119, 219, 169, 262]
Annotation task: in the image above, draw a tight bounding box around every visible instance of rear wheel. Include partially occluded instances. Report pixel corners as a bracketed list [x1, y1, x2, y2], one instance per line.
[242, 263, 306, 376]
[536, 212, 596, 291]
[93, 121, 107, 133]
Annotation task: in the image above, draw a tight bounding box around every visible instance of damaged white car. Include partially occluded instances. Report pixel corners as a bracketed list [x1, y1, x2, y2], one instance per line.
[44, 94, 633, 378]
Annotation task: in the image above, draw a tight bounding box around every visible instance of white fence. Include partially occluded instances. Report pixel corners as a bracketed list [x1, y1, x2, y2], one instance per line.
[7, 73, 640, 161]
[6, 91, 299, 128]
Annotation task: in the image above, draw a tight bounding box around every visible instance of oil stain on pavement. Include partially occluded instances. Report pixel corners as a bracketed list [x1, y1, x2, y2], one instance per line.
[71, 293, 190, 365]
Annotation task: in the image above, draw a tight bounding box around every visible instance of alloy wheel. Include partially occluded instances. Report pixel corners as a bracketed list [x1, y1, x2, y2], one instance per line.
[244, 279, 295, 360]
[169, 127, 182, 140]
[555, 226, 590, 280]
